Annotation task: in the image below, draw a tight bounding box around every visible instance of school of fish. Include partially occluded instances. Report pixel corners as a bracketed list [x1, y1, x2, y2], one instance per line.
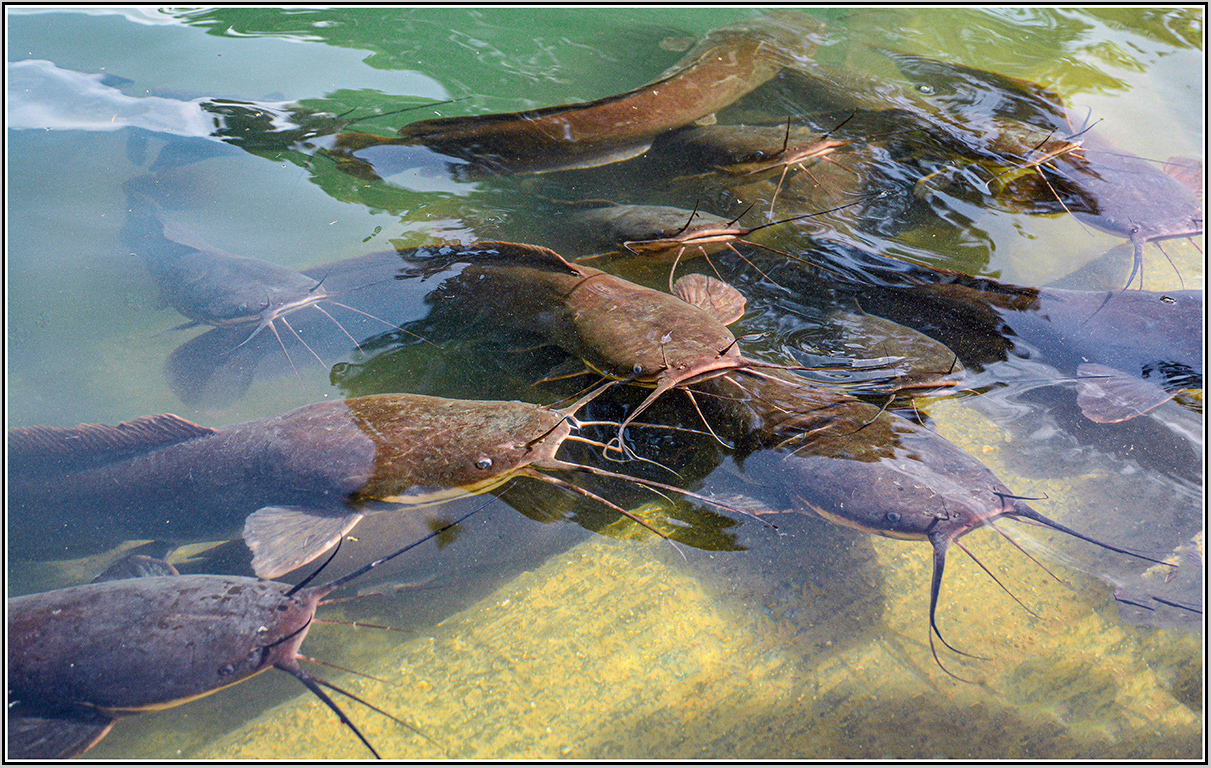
[7, 9, 1203, 760]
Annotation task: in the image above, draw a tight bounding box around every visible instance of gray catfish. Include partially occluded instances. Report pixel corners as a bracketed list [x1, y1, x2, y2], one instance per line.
[776, 47, 1203, 287]
[160, 248, 432, 410]
[844, 263, 1204, 423]
[873, 49, 1204, 289]
[695, 367, 1169, 678]
[7, 510, 476, 759]
[122, 181, 399, 373]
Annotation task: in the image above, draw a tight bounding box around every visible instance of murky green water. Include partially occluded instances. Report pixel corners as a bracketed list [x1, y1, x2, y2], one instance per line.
[6, 6, 1203, 760]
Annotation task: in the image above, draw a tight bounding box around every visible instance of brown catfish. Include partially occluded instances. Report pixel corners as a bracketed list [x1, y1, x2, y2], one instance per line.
[561, 201, 844, 290]
[650, 120, 851, 215]
[330, 12, 824, 175]
[7, 512, 475, 759]
[10, 386, 742, 577]
[412, 241, 820, 447]
[6, 388, 621, 577]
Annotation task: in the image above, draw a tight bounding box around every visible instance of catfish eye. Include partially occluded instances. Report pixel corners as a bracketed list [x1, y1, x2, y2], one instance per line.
[632, 364, 644, 375]
[885, 511, 902, 524]
[475, 457, 493, 470]
[1160, 295, 1176, 304]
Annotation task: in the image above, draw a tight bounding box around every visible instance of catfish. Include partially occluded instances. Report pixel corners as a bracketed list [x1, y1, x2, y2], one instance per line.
[835, 251, 1204, 423]
[329, 12, 825, 176]
[776, 48, 1203, 287]
[8, 391, 578, 577]
[408, 241, 837, 447]
[692, 367, 1169, 678]
[9, 385, 750, 578]
[7, 510, 478, 759]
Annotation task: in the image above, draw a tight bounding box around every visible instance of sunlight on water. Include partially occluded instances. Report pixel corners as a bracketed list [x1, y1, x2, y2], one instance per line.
[6, 7, 1203, 760]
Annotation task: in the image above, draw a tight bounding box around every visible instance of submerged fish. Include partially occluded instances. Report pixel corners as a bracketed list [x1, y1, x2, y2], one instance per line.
[10, 385, 744, 577]
[8, 512, 475, 759]
[846, 265, 1203, 423]
[122, 181, 403, 381]
[158, 247, 433, 410]
[693, 367, 1167, 678]
[876, 50, 1204, 288]
[775, 48, 1204, 287]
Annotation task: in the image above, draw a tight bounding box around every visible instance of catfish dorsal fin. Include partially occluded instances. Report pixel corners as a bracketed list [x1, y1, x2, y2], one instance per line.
[1162, 156, 1204, 197]
[672, 273, 747, 325]
[8, 414, 217, 462]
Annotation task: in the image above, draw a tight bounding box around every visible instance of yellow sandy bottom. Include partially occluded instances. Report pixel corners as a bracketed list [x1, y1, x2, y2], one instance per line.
[196, 400, 1202, 762]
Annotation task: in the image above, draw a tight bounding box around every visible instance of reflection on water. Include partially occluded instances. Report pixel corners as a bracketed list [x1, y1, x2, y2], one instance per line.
[6, 6, 1203, 760]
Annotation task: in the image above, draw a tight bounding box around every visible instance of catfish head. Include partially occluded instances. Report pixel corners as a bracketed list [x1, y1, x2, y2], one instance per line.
[344, 393, 574, 504]
[559, 270, 798, 448]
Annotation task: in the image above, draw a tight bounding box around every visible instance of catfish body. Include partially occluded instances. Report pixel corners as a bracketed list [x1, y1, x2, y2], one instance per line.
[123, 178, 327, 332]
[8, 393, 568, 575]
[332, 12, 822, 175]
[561, 202, 735, 258]
[417, 241, 746, 386]
[7, 511, 470, 760]
[8, 576, 314, 740]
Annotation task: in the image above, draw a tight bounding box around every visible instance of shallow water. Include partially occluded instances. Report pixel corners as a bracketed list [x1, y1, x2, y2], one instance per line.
[6, 7, 1204, 760]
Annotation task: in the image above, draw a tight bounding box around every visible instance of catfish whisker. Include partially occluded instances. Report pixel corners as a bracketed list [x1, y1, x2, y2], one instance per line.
[324, 299, 434, 346]
[296, 653, 396, 684]
[982, 518, 1071, 588]
[1154, 241, 1186, 287]
[523, 468, 685, 558]
[564, 434, 685, 479]
[279, 665, 382, 758]
[308, 302, 365, 348]
[265, 320, 305, 385]
[277, 315, 328, 367]
[952, 538, 1041, 619]
[544, 457, 774, 529]
[305, 670, 443, 752]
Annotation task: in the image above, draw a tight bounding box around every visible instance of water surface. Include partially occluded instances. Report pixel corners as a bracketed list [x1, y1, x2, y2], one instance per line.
[6, 7, 1203, 760]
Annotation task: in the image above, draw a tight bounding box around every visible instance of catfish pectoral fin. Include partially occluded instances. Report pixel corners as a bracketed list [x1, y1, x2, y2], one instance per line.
[153, 318, 205, 337]
[7, 709, 116, 760]
[1075, 362, 1177, 423]
[244, 506, 365, 579]
[1162, 156, 1204, 194]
